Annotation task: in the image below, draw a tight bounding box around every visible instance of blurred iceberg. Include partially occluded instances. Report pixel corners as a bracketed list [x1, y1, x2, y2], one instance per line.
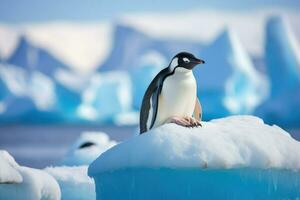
[194, 29, 268, 119]
[99, 24, 203, 72]
[255, 16, 300, 127]
[7, 36, 68, 76]
[89, 116, 300, 200]
[77, 71, 135, 123]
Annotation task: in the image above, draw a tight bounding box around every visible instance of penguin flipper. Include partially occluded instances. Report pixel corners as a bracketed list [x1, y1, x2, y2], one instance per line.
[140, 68, 170, 134]
[193, 97, 202, 121]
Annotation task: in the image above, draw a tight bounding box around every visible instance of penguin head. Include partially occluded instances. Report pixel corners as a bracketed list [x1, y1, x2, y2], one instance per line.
[169, 52, 205, 72]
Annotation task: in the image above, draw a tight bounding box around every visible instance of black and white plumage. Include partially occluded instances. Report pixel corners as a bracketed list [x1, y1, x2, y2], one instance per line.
[140, 52, 205, 134]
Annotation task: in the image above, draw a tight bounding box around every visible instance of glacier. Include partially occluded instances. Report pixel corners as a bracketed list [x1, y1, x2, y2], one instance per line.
[194, 29, 268, 119]
[255, 16, 300, 127]
[89, 116, 300, 200]
[61, 131, 117, 166]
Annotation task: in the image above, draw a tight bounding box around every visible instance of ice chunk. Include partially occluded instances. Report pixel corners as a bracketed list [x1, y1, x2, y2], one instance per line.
[194, 29, 268, 119]
[77, 71, 132, 123]
[45, 166, 95, 200]
[61, 132, 117, 166]
[89, 116, 300, 199]
[0, 151, 61, 200]
[0, 150, 22, 184]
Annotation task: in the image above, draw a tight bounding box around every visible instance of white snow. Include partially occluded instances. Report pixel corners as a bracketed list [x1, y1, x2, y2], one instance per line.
[45, 166, 95, 200]
[0, 151, 61, 200]
[89, 115, 300, 175]
[61, 132, 117, 166]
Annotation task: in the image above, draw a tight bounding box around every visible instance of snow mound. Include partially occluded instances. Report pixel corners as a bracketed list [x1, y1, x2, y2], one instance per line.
[45, 166, 95, 200]
[61, 132, 117, 166]
[0, 150, 22, 184]
[89, 115, 300, 175]
[0, 151, 61, 200]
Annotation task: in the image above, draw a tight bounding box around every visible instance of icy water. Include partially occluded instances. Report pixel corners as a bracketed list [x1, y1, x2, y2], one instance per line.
[0, 125, 137, 168]
[0, 125, 299, 169]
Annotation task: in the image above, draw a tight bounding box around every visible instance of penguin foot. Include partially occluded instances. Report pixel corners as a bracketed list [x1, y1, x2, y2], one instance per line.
[167, 116, 202, 128]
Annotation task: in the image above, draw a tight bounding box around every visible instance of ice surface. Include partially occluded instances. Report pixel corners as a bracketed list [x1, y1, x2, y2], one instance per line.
[61, 132, 117, 166]
[89, 116, 300, 173]
[89, 116, 300, 199]
[0, 151, 61, 200]
[255, 16, 300, 127]
[77, 71, 133, 123]
[194, 29, 268, 119]
[45, 166, 95, 200]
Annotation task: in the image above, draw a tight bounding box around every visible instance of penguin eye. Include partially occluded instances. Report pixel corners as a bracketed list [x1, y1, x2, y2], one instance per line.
[183, 58, 190, 63]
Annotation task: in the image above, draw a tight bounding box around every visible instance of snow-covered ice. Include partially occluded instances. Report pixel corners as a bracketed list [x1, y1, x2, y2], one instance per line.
[0, 150, 61, 200]
[45, 166, 95, 200]
[61, 132, 117, 166]
[89, 116, 300, 199]
[89, 115, 300, 172]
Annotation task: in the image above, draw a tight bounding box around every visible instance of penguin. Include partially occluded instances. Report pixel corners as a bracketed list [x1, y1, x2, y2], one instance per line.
[140, 52, 205, 134]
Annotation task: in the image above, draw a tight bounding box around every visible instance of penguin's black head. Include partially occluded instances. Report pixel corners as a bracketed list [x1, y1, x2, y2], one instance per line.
[169, 52, 205, 72]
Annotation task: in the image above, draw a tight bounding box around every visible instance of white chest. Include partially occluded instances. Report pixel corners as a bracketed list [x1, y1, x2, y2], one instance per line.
[154, 70, 197, 127]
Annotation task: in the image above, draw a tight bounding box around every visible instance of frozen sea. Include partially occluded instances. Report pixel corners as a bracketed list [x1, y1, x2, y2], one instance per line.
[0, 125, 299, 169]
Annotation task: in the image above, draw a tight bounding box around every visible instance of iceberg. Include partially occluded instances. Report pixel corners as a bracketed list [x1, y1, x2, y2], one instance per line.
[0, 150, 61, 200]
[7, 36, 68, 76]
[61, 132, 117, 166]
[0, 63, 81, 123]
[194, 29, 268, 119]
[45, 166, 95, 200]
[77, 71, 133, 123]
[255, 16, 300, 127]
[89, 116, 300, 200]
[99, 24, 203, 72]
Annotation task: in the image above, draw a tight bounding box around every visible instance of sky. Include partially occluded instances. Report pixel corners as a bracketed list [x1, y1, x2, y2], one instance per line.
[0, 0, 300, 23]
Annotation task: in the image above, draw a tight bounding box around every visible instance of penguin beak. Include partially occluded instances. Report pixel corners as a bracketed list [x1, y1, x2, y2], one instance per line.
[195, 58, 205, 64]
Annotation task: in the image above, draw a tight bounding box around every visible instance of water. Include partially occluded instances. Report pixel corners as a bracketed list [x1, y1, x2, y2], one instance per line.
[0, 124, 137, 168]
[0, 125, 299, 169]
